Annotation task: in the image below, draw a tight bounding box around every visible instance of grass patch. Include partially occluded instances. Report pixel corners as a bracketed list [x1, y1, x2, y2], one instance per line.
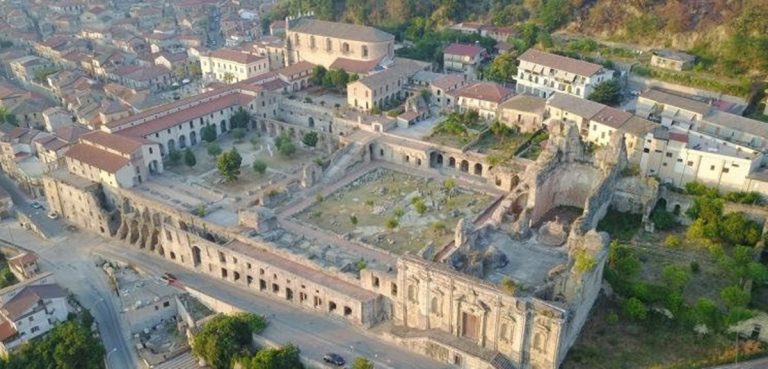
[597, 208, 642, 241]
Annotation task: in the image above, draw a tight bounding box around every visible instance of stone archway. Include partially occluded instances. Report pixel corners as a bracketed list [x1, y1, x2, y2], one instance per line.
[474, 163, 483, 176]
[460, 160, 469, 172]
[308, 117, 315, 128]
[179, 135, 187, 149]
[190, 131, 197, 145]
[191, 246, 201, 267]
[167, 139, 175, 153]
[220, 119, 227, 133]
[449, 157, 456, 168]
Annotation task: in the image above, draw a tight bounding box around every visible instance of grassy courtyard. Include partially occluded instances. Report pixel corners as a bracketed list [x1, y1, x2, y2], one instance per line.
[295, 168, 495, 255]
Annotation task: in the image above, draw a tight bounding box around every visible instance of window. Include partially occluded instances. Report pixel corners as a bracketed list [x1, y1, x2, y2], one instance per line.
[687, 161, 694, 166]
[665, 152, 672, 158]
[163, 301, 170, 307]
[723, 168, 730, 173]
[31, 326, 40, 333]
[362, 45, 368, 57]
[710, 165, 716, 171]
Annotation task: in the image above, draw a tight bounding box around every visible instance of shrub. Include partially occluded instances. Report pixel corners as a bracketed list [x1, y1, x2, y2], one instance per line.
[167, 149, 182, 165]
[302, 131, 318, 147]
[574, 249, 597, 273]
[607, 311, 619, 325]
[623, 297, 648, 321]
[184, 148, 196, 167]
[664, 235, 682, 248]
[350, 215, 358, 225]
[499, 277, 517, 295]
[651, 208, 677, 230]
[393, 208, 405, 218]
[207, 143, 222, 157]
[690, 261, 700, 273]
[315, 194, 323, 203]
[355, 258, 367, 271]
[721, 285, 750, 310]
[252, 160, 267, 175]
[201, 125, 217, 142]
[232, 128, 246, 140]
[385, 217, 399, 229]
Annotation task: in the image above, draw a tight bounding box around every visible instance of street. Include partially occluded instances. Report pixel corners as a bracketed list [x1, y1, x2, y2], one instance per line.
[0, 173, 63, 237]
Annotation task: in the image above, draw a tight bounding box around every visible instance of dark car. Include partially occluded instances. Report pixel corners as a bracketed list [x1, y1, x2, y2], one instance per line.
[323, 353, 345, 366]
[161, 272, 177, 282]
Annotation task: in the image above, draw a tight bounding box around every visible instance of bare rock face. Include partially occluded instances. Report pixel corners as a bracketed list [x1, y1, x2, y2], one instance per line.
[454, 217, 476, 248]
[239, 206, 277, 232]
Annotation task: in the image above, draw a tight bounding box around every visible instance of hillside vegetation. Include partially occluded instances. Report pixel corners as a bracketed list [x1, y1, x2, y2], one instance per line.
[266, 0, 768, 78]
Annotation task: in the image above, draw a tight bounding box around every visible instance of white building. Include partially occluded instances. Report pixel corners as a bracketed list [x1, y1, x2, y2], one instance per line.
[201, 49, 269, 83]
[515, 49, 614, 99]
[0, 284, 70, 355]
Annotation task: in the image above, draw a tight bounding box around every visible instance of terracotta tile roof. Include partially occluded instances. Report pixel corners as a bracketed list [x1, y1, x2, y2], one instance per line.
[1, 284, 67, 321]
[621, 116, 657, 137]
[500, 94, 546, 113]
[0, 318, 16, 342]
[443, 43, 484, 57]
[518, 48, 603, 77]
[209, 49, 263, 64]
[8, 252, 37, 267]
[547, 92, 605, 119]
[591, 106, 632, 129]
[451, 82, 513, 104]
[639, 89, 711, 115]
[289, 18, 394, 43]
[277, 61, 314, 80]
[81, 131, 151, 155]
[118, 93, 248, 137]
[430, 74, 467, 92]
[54, 125, 90, 143]
[329, 57, 380, 74]
[65, 143, 130, 173]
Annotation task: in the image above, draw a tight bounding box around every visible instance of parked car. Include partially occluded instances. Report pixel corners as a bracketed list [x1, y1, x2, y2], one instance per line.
[161, 272, 177, 282]
[31, 201, 42, 209]
[47, 212, 58, 219]
[323, 353, 345, 366]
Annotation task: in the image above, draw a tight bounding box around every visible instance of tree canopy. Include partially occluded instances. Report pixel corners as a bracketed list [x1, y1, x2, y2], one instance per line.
[587, 79, 622, 105]
[217, 147, 243, 182]
[202, 125, 218, 143]
[230, 107, 251, 130]
[237, 344, 303, 369]
[191, 313, 268, 369]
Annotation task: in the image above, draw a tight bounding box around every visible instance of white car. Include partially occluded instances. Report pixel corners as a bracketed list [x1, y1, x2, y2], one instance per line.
[47, 212, 58, 219]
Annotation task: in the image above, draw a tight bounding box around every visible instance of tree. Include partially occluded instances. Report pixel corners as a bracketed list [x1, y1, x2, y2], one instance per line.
[232, 128, 246, 141]
[184, 148, 196, 167]
[721, 285, 751, 310]
[230, 107, 251, 130]
[189, 62, 202, 77]
[661, 265, 691, 293]
[252, 160, 267, 175]
[664, 235, 682, 248]
[223, 72, 236, 84]
[192, 313, 267, 369]
[485, 53, 517, 83]
[238, 344, 303, 369]
[385, 217, 399, 229]
[587, 80, 622, 105]
[302, 132, 318, 147]
[0, 107, 17, 126]
[174, 65, 187, 79]
[350, 215, 358, 225]
[311, 65, 327, 86]
[275, 134, 296, 157]
[168, 149, 182, 165]
[352, 357, 375, 369]
[207, 143, 222, 157]
[2, 319, 106, 369]
[202, 125, 218, 143]
[217, 147, 243, 182]
[623, 297, 648, 321]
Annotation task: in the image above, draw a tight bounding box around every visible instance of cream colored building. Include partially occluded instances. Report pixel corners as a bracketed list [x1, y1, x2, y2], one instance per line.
[201, 49, 269, 83]
[285, 15, 395, 70]
[516, 49, 614, 99]
[449, 82, 514, 120]
[499, 94, 546, 133]
[347, 59, 427, 111]
[430, 74, 469, 108]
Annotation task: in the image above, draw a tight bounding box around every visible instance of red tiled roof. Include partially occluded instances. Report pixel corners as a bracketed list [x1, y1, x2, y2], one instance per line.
[444, 43, 485, 57]
[0, 318, 16, 342]
[451, 82, 513, 103]
[592, 106, 632, 129]
[2, 284, 67, 321]
[431, 74, 467, 91]
[65, 143, 130, 173]
[209, 49, 262, 64]
[329, 57, 380, 74]
[81, 131, 152, 155]
[277, 61, 314, 80]
[8, 252, 37, 267]
[118, 93, 248, 138]
[518, 48, 603, 77]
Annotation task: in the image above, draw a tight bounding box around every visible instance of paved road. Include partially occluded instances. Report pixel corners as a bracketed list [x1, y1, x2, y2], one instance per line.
[93, 244, 453, 369]
[0, 223, 139, 369]
[0, 172, 63, 237]
[705, 356, 768, 369]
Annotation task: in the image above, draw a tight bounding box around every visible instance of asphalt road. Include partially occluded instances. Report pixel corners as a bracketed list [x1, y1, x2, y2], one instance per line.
[0, 172, 63, 237]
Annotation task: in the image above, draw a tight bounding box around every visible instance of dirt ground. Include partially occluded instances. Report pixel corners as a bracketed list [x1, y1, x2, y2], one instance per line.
[295, 168, 495, 255]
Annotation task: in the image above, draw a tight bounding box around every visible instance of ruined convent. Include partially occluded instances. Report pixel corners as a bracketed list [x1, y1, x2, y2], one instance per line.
[41, 17, 668, 369]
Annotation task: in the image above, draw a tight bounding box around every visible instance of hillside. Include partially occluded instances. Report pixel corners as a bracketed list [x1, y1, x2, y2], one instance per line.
[266, 0, 768, 78]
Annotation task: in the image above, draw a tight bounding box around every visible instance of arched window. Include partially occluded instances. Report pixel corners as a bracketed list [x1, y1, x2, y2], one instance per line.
[430, 297, 441, 316]
[309, 36, 315, 49]
[325, 38, 332, 51]
[362, 45, 369, 57]
[342, 42, 350, 53]
[408, 284, 417, 303]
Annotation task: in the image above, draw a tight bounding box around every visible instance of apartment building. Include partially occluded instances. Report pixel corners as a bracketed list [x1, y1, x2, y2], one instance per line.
[347, 59, 428, 111]
[0, 284, 70, 355]
[515, 49, 614, 99]
[201, 49, 269, 83]
[499, 94, 546, 133]
[443, 43, 486, 79]
[449, 82, 514, 120]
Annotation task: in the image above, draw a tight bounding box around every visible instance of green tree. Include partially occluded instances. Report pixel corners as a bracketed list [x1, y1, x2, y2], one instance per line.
[587, 80, 622, 105]
[0, 107, 18, 126]
[350, 214, 358, 225]
[217, 147, 243, 182]
[168, 149, 182, 165]
[230, 107, 251, 130]
[351, 357, 375, 369]
[202, 125, 218, 143]
[385, 217, 399, 229]
[252, 160, 267, 175]
[302, 131, 318, 147]
[223, 72, 236, 84]
[174, 65, 187, 79]
[311, 65, 327, 86]
[184, 148, 196, 167]
[207, 143, 222, 157]
[692, 297, 720, 330]
[238, 344, 303, 369]
[720, 285, 750, 310]
[192, 313, 267, 369]
[623, 297, 648, 321]
[278, 139, 296, 157]
[232, 128, 246, 141]
[3, 319, 106, 369]
[661, 264, 691, 293]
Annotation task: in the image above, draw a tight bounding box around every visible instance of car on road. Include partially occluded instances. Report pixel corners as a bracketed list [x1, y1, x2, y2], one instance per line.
[47, 212, 58, 219]
[31, 201, 42, 209]
[323, 353, 345, 366]
[161, 272, 177, 282]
